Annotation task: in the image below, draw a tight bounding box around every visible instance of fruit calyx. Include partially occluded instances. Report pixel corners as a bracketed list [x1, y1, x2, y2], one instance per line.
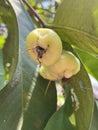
[35, 46, 47, 59]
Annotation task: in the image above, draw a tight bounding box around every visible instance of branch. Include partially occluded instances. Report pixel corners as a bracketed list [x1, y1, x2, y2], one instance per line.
[22, 0, 46, 27]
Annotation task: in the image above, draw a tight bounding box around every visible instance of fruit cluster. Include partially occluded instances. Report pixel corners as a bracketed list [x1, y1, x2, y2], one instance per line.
[26, 28, 80, 81]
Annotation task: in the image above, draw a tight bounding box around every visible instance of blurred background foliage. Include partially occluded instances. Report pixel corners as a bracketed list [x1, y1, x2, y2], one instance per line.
[26, 0, 62, 25]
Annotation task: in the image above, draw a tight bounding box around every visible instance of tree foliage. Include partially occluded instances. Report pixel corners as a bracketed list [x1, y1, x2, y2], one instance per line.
[0, 0, 98, 130]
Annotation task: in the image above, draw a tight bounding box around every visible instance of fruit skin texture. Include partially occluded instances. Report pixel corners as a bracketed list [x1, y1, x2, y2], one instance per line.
[26, 28, 62, 66]
[49, 50, 80, 78]
[39, 50, 80, 80]
[39, 66, 59, 81]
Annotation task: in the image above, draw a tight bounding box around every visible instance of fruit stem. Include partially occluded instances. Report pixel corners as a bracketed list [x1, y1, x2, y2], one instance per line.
[44, 81, 51, 96]
[22, 0, 46, 27]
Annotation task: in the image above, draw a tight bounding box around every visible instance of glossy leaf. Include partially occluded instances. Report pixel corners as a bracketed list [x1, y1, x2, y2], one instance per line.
[0, 0, 19, 90]
[44, 84, 75, 130]
[90, 101, 98, 130]
[53, 0, 98, 55]
[0, 64, 21, 130]
[74, 48, 98, 80]
[62, 42, 94, 130]
[53, 1, 97, 129]
[0, 50, 5, 89]
[67, 68, 94, 130]
[21, 75, 57, 130]
[0, 0, 57, 130]
[49, 40, 94, 130]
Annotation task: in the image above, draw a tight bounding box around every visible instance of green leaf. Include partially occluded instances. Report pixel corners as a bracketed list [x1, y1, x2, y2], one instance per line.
[0, 50, 5, 89]
[0, 0, 57, 130]
[53, 1, 97, 128]
[0, 0, 19, 90]
[0, 35, 7, 49]
[90, 101, 98, 130]
[63, 41, 94, 130]
[67, 67, 94, 130]
[0, 69, 21, 130]
[21, 76, 57, 130]
[43, 40, 94, 130]
[61, 42, 94, 130]
[44, 85, 75, 130]
[53, 0, 98, 55]
[74, 48, 98, 80]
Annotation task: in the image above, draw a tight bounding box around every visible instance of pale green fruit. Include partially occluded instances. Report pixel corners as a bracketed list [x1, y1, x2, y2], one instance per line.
[49, 50, 80, 78]
[39, 66, 59, 81]
[26, 28, 62, 66]
[39, 50, 80, 80]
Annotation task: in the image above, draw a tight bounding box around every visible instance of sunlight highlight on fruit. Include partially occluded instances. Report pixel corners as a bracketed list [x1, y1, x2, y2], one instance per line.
[26, 28, 62, 66]
[39, 50, 80, 80]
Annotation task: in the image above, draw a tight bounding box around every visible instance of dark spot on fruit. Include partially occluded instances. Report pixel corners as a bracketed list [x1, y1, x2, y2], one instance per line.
[36, 46, 46, 58]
